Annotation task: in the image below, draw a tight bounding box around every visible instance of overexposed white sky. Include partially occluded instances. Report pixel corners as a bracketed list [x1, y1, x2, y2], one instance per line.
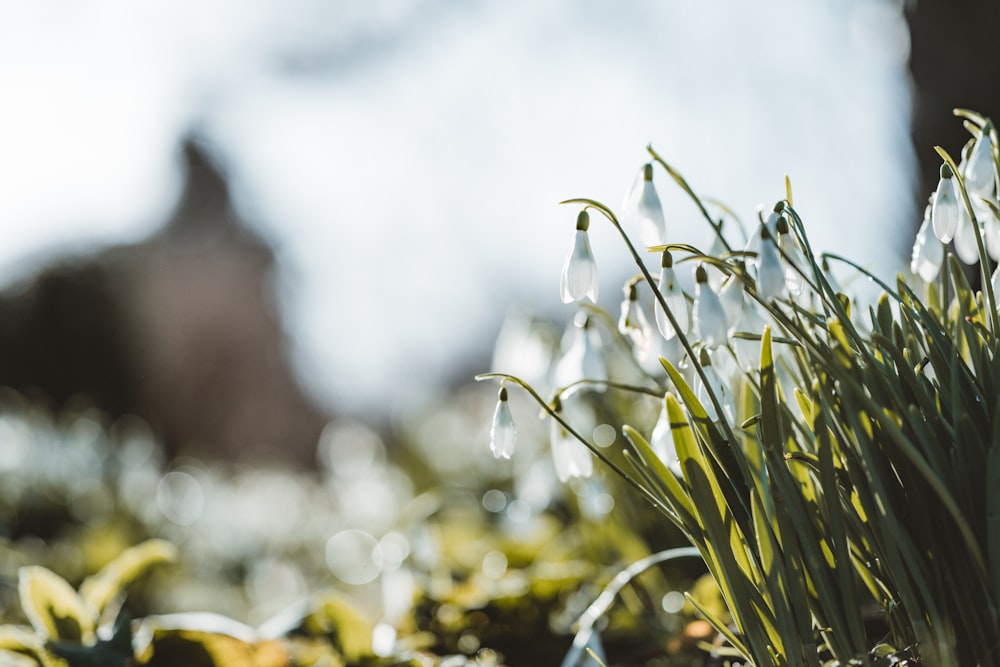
[0, 0, 914, 415]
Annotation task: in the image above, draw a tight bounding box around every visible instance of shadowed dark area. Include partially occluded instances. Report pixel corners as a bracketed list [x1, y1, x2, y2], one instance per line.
[0, 138, 329, 464]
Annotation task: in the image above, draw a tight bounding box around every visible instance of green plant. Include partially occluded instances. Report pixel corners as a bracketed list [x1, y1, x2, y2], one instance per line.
[481, 109, 1000, 665]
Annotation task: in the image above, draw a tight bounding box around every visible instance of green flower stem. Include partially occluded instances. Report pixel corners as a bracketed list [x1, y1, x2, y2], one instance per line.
[554, 378, 664, 399]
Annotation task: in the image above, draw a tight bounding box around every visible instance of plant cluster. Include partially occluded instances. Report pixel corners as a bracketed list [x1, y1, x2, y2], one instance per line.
[482, 110, 1000, 665]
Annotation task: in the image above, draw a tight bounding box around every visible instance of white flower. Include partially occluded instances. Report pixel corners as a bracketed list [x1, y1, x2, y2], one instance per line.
[635, 164, 667, 248]
[932, 163, 959, 243]
[654, 251, 689, 340]
[695, 350, 735, 423]
[560, 210, 599, 303]
[755, 224, 786, 302]
[732, 301, 769, 371]
[985, 202, 1000, 261]
[953, 197, 980, 265]
[692, 264, 728, 349]
[650, 400, 681, 476]
[776, 218, 806, 296]
[618, 283, 653, 352]
[744, 206, 781, 271]
[550, 402, 593, 482]
[964, 120, 996, 198]
[489, 386, 517, 460]
[911, 197, 944, 282]
[554, 313, 606, 394]
[718, 266, 744, 334]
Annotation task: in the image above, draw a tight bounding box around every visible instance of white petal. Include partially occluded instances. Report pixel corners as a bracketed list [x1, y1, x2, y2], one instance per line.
[560, 230, 598, 303]
[965, 130, 996, 198]
[718, 273, 744, 333]
[953, 202, 980, 265]
[551, 422, 593, 482]
[756, 237, 786, 302]
[693, 280, 729, 349]
[650, 404, 681, 476]
[932, 177, 959, 243]
[654, 267, 689, 339]
[696, 359, 734, 423]
[910, 215, 944, 282]
[986, 208, 1000, 262]
[636, 181, 667, 247]
[490, 397, 517, 460]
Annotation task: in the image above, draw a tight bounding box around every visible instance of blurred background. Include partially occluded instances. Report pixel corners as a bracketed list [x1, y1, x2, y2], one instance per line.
[0, 0, 996, 462]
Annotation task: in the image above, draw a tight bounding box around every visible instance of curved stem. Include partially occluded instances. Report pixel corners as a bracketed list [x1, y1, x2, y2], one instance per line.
[475, 373, 674, 516]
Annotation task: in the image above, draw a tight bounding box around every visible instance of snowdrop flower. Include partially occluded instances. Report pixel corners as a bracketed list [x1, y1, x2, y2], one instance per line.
[550, 398, 593, 482]
[932, 163, 959, 243]
[618, 283, 653, 352]
[560, 210, 599, 303]
[624, 163, 667, 248]
[732, 300, 769, 372]
[985, 202, 1000, 261]
[775, 217, 806, 296]
[755, 225, 786, 302]
[964, 120, 996, 198]
[692, 264, 728, 349]
[744, 205, 781, 271]
[489, 386, 516, 460]
[654, 251, 689, 340]
[718, 262, 745, 334]
[695, 349, 735, 423]
[650, 400, 681, 476]
[911, 197, 944, 282]
[953, 197, 980, 265]
[554, 313, 606, 394]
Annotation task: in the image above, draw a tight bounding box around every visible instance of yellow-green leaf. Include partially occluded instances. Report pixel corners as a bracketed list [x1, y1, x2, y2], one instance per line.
[80, 539, 178, 616]
[17, 567, 94, 644]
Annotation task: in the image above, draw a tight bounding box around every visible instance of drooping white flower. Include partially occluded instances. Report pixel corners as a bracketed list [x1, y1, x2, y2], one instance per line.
[744, 206, 781, 271]
[953, 197, 981, 265]
[718, 264, 745, 334]
[560, 210, 599, 304]
[489, 386, 516, 460]
[911, 197, 945, 282]
[695, 349, 735, 423]
[964, 120, 997, 198]
[984, 201, 1000, 261]
[732, 300, 769, 372]
[775, 217, 806, 296]
[618, 283, 653, 352]
[630, 163, 667, 248]
[755, 225, 786, 302]
[654, 251, 689, 340]
[692, 264, 728, 349]
[932, 163, 960, 243]
[554, 312, 606, 394]
[650, 399, 681, 476]
[550, 400, 593, 483]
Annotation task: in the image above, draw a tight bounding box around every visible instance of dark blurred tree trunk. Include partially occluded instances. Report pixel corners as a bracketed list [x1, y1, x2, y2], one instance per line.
[905, 0, 1000, 208]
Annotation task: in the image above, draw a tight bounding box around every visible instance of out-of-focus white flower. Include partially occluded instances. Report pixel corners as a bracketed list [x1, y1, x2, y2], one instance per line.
[695, 349, 734, 423]
[755, 225, 786, 302]
[654, 251, 689, 340]
[932, 163, 959, 243]
[550, 399, 593, 483]
[732, 301, 769, 372]
[624, 163, 667, 248]
[554, 312, 606, 394]
[560, 210, 599, 304]
[964, 120, 996, 198]
[718, 264, 745, 334]
[618, 283, 653, 352]
[490, 386, 516, 460]
[693, 264, 728, 349]
[704, 231, 728, 289]
[744, 206, 781, 271]
[911, 197, 945, 282]
[650, 399, 681, 476]
[776, 217, 807, 296]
